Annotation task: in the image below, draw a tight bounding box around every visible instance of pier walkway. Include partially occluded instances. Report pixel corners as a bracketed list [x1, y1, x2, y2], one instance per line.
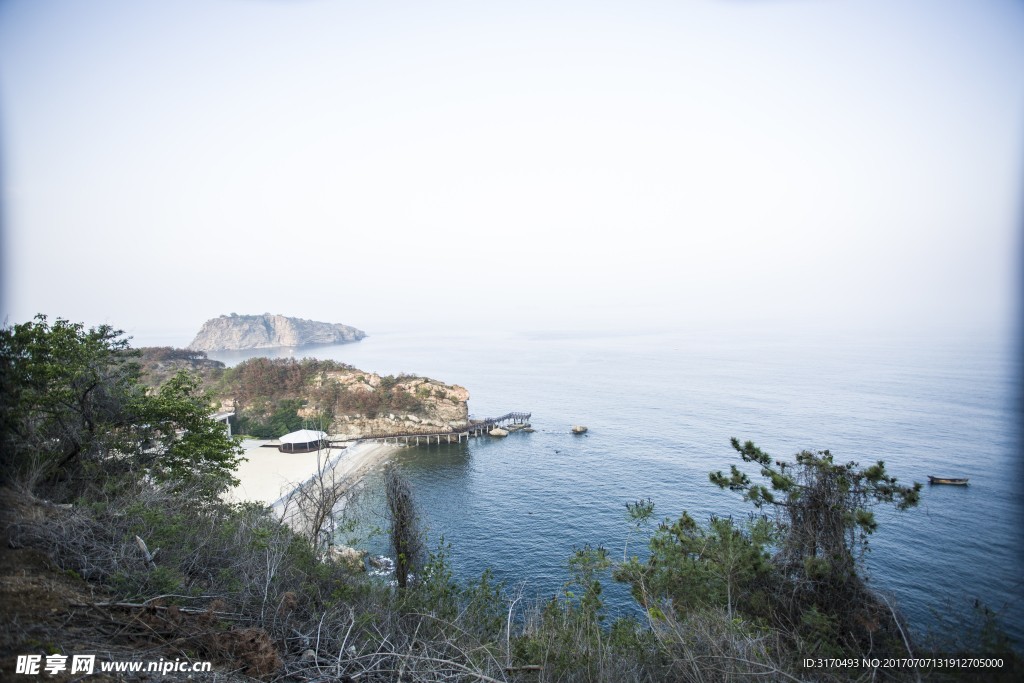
[328, 412, 531, 447]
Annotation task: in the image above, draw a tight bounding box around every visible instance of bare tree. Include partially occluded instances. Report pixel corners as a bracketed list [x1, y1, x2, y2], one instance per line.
[281, 448, 351, 550]
[278, 417, 362, 552]
[384, 464, 423, 588]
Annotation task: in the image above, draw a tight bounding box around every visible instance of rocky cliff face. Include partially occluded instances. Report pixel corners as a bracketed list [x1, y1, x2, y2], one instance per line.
[189, 315, 366, 352]
[309, 370, 470, 436]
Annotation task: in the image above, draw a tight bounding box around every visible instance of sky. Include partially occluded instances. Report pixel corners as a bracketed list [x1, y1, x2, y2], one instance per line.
[1, 0, 1023, 342]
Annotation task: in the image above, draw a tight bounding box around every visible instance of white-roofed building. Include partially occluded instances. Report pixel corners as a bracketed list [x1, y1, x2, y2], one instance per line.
[278, 429, 327, 453]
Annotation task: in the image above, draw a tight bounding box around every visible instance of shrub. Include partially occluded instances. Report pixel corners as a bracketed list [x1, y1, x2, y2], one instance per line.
[235, 399, 306, 437]
[220, 357, 353, 404]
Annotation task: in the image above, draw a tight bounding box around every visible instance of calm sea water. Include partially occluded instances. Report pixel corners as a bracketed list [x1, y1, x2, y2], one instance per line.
[209, 327, 1024, 644]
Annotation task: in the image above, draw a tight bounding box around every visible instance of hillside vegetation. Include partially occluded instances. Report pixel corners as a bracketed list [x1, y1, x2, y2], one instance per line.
[135, 346, 226, 392]
[133, 347, 471, 439]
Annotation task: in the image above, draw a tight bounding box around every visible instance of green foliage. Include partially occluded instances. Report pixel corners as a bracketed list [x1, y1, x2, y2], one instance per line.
[148, 565, 183, 596]
[415, 537, 506, 641]
[0, 315, 140, 486]
[615, 513, 773, 622]
[385, 465, 422, 588]
[137, 346, 208, 361]
[566, 544, 612, 620]
[617, 438, 927, 658]
[710, 438, 922, 580]
[219, 356, 352, 403]
[135, 372, 244, 495]
[235, 398, 305, 438]
[610, 439, 943, 665]
[415, 536, 457, 606]
[622, 497, 656, 562]
[0, 315, 243, 498]
[607, 614, 658, 657]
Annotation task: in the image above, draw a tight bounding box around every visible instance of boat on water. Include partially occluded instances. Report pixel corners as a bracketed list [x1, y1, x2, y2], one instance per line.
[928, 476, 969, 485]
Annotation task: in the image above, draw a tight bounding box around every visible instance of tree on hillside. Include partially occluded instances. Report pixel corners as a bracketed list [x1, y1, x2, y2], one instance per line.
[710, 438, 921, 581]
[616, 438, 923, 657]
[385, 464, 423, 588]
[0, 315, 242, 498]
[136, 372, 244, 496]
[0, 315, 139, 487]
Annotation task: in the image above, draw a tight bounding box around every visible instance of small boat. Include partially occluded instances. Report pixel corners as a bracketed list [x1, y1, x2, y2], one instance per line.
[928, 476, 969, 485]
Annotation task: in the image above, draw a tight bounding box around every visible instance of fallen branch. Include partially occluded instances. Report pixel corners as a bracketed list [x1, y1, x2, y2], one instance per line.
[70, 602, 243, 618]
[352, 652, 508, 683]
[880, 594, 920, 683]
[698, 655, 806, 683]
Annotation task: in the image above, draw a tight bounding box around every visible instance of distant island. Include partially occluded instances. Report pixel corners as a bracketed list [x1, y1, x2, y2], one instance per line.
[189, 313, 366, 352]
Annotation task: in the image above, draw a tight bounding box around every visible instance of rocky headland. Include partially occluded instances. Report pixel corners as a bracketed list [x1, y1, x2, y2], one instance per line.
[189, 314, 366, 352]
[136, 350, 468, 439]
[306, 369, 470, 437]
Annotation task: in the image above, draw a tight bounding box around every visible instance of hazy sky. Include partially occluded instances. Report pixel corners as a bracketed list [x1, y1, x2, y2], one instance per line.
[2, 0, 1023, 342]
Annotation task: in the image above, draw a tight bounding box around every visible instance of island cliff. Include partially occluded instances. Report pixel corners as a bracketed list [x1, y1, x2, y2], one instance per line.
[189, 314, 366, 352]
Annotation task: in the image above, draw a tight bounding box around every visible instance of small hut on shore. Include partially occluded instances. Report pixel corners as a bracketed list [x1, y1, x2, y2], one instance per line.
[278, 429, 327, 454]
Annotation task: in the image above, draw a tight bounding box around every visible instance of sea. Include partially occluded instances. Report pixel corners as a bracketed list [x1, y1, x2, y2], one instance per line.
[206, 326, 1024, 646]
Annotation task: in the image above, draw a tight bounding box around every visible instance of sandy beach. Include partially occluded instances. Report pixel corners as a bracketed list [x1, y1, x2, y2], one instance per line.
[227, 439, 400, 509]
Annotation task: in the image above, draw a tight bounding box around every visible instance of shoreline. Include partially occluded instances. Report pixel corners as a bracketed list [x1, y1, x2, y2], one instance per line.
[227, 439, 401, 512]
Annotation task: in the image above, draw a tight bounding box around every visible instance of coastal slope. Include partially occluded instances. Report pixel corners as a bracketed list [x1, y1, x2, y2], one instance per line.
[135, 346, 226, 391]
[133, 350, 469, 439]
[189, 314, 366, 352]
[217, 360, 471, 437]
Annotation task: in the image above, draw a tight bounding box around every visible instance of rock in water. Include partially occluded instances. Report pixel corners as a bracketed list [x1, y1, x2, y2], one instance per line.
[489, 428, 508, 437]
[523, 428, 535, 433]
[189, 314, 366, 351]
[571, 425, 588, 434]
[328, 545, 368, 572]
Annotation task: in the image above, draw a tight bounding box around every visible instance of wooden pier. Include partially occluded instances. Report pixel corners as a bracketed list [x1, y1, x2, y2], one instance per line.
[328, 412, 531, 447]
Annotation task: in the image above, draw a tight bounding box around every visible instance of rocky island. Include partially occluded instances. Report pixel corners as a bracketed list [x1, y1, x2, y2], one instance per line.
[189, 313, 366, 352]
